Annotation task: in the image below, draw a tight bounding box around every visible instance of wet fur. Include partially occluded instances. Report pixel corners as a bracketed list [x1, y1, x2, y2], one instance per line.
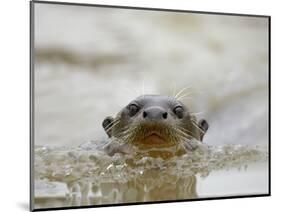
[102, 95, 209, 156]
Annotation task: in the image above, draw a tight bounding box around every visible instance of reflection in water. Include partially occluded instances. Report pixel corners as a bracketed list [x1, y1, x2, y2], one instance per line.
[34, 142, 268, 208]
[35, 175, 197, 207]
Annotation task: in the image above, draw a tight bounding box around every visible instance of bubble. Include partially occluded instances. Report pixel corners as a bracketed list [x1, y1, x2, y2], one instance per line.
[34, 142, 268, 206]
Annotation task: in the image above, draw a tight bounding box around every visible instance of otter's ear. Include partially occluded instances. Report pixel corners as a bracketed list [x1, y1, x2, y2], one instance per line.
[198, 119, 209, 141]
[102, 116, 114, 138]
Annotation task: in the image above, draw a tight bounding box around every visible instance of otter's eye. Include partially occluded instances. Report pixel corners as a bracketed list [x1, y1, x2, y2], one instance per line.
[128, 104, 139, 116]
[173, 106, 184, 119]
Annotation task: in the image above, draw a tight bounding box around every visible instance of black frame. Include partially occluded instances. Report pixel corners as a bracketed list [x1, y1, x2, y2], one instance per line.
[30, 0, 271, 211]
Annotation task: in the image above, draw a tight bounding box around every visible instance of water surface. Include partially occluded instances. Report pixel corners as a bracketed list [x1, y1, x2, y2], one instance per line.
[34, 142, 268, 208]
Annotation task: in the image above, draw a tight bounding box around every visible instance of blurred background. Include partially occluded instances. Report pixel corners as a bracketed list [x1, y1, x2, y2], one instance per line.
[34, 3, 269, 147]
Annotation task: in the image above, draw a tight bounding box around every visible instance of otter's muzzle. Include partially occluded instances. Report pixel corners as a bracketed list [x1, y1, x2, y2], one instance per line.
[142, 106, 168, 121]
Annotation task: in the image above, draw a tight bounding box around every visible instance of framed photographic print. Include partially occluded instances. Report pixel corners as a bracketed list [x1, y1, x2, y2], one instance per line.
[30, 0, 270, 211]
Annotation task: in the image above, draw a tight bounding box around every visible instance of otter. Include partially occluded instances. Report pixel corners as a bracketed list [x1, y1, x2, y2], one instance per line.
[102, 95, 208, 158]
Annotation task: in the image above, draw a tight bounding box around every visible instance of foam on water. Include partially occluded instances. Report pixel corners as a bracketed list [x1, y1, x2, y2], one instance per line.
[34, 141, 268, 208]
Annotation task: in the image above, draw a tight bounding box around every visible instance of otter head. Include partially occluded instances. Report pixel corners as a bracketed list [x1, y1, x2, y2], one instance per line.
[102, 95, 208, 151]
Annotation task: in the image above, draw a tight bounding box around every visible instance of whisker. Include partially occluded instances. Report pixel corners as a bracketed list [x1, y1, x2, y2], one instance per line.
[191, 121, 205, 134]
[112, 122, 200, 147]
[190, 111, 205, 116]
[177, 91, 192, 98]
[115, 126, 136, 144]
[105, 123, 120, 135]
[174, 86, 192, 99]
[104, 119, 120, 131]
[114, 126, 130, 138]
[173, 126, 189, 136]
[104, 118, 119, 128]
[177, 96, 193, 101]
[104, 123, 119, 133]
[178, 132, 191, 141]
[176, 92, 194, 101]
[174, 87, 190, 99]
[178, 138, 189, 151]
[175, 125, 194, 137]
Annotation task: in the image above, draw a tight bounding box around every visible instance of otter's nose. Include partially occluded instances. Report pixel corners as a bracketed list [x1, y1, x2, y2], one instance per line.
[142, 107, 168, 121]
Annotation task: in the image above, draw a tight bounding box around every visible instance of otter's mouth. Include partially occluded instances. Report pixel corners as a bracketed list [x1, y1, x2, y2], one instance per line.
[141, 131, 167, 145]
[119, 122, 180, 149]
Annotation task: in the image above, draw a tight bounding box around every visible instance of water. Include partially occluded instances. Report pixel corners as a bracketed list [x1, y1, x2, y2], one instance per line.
[34, 142, 268, 208]
[33, 3, 269, 209]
